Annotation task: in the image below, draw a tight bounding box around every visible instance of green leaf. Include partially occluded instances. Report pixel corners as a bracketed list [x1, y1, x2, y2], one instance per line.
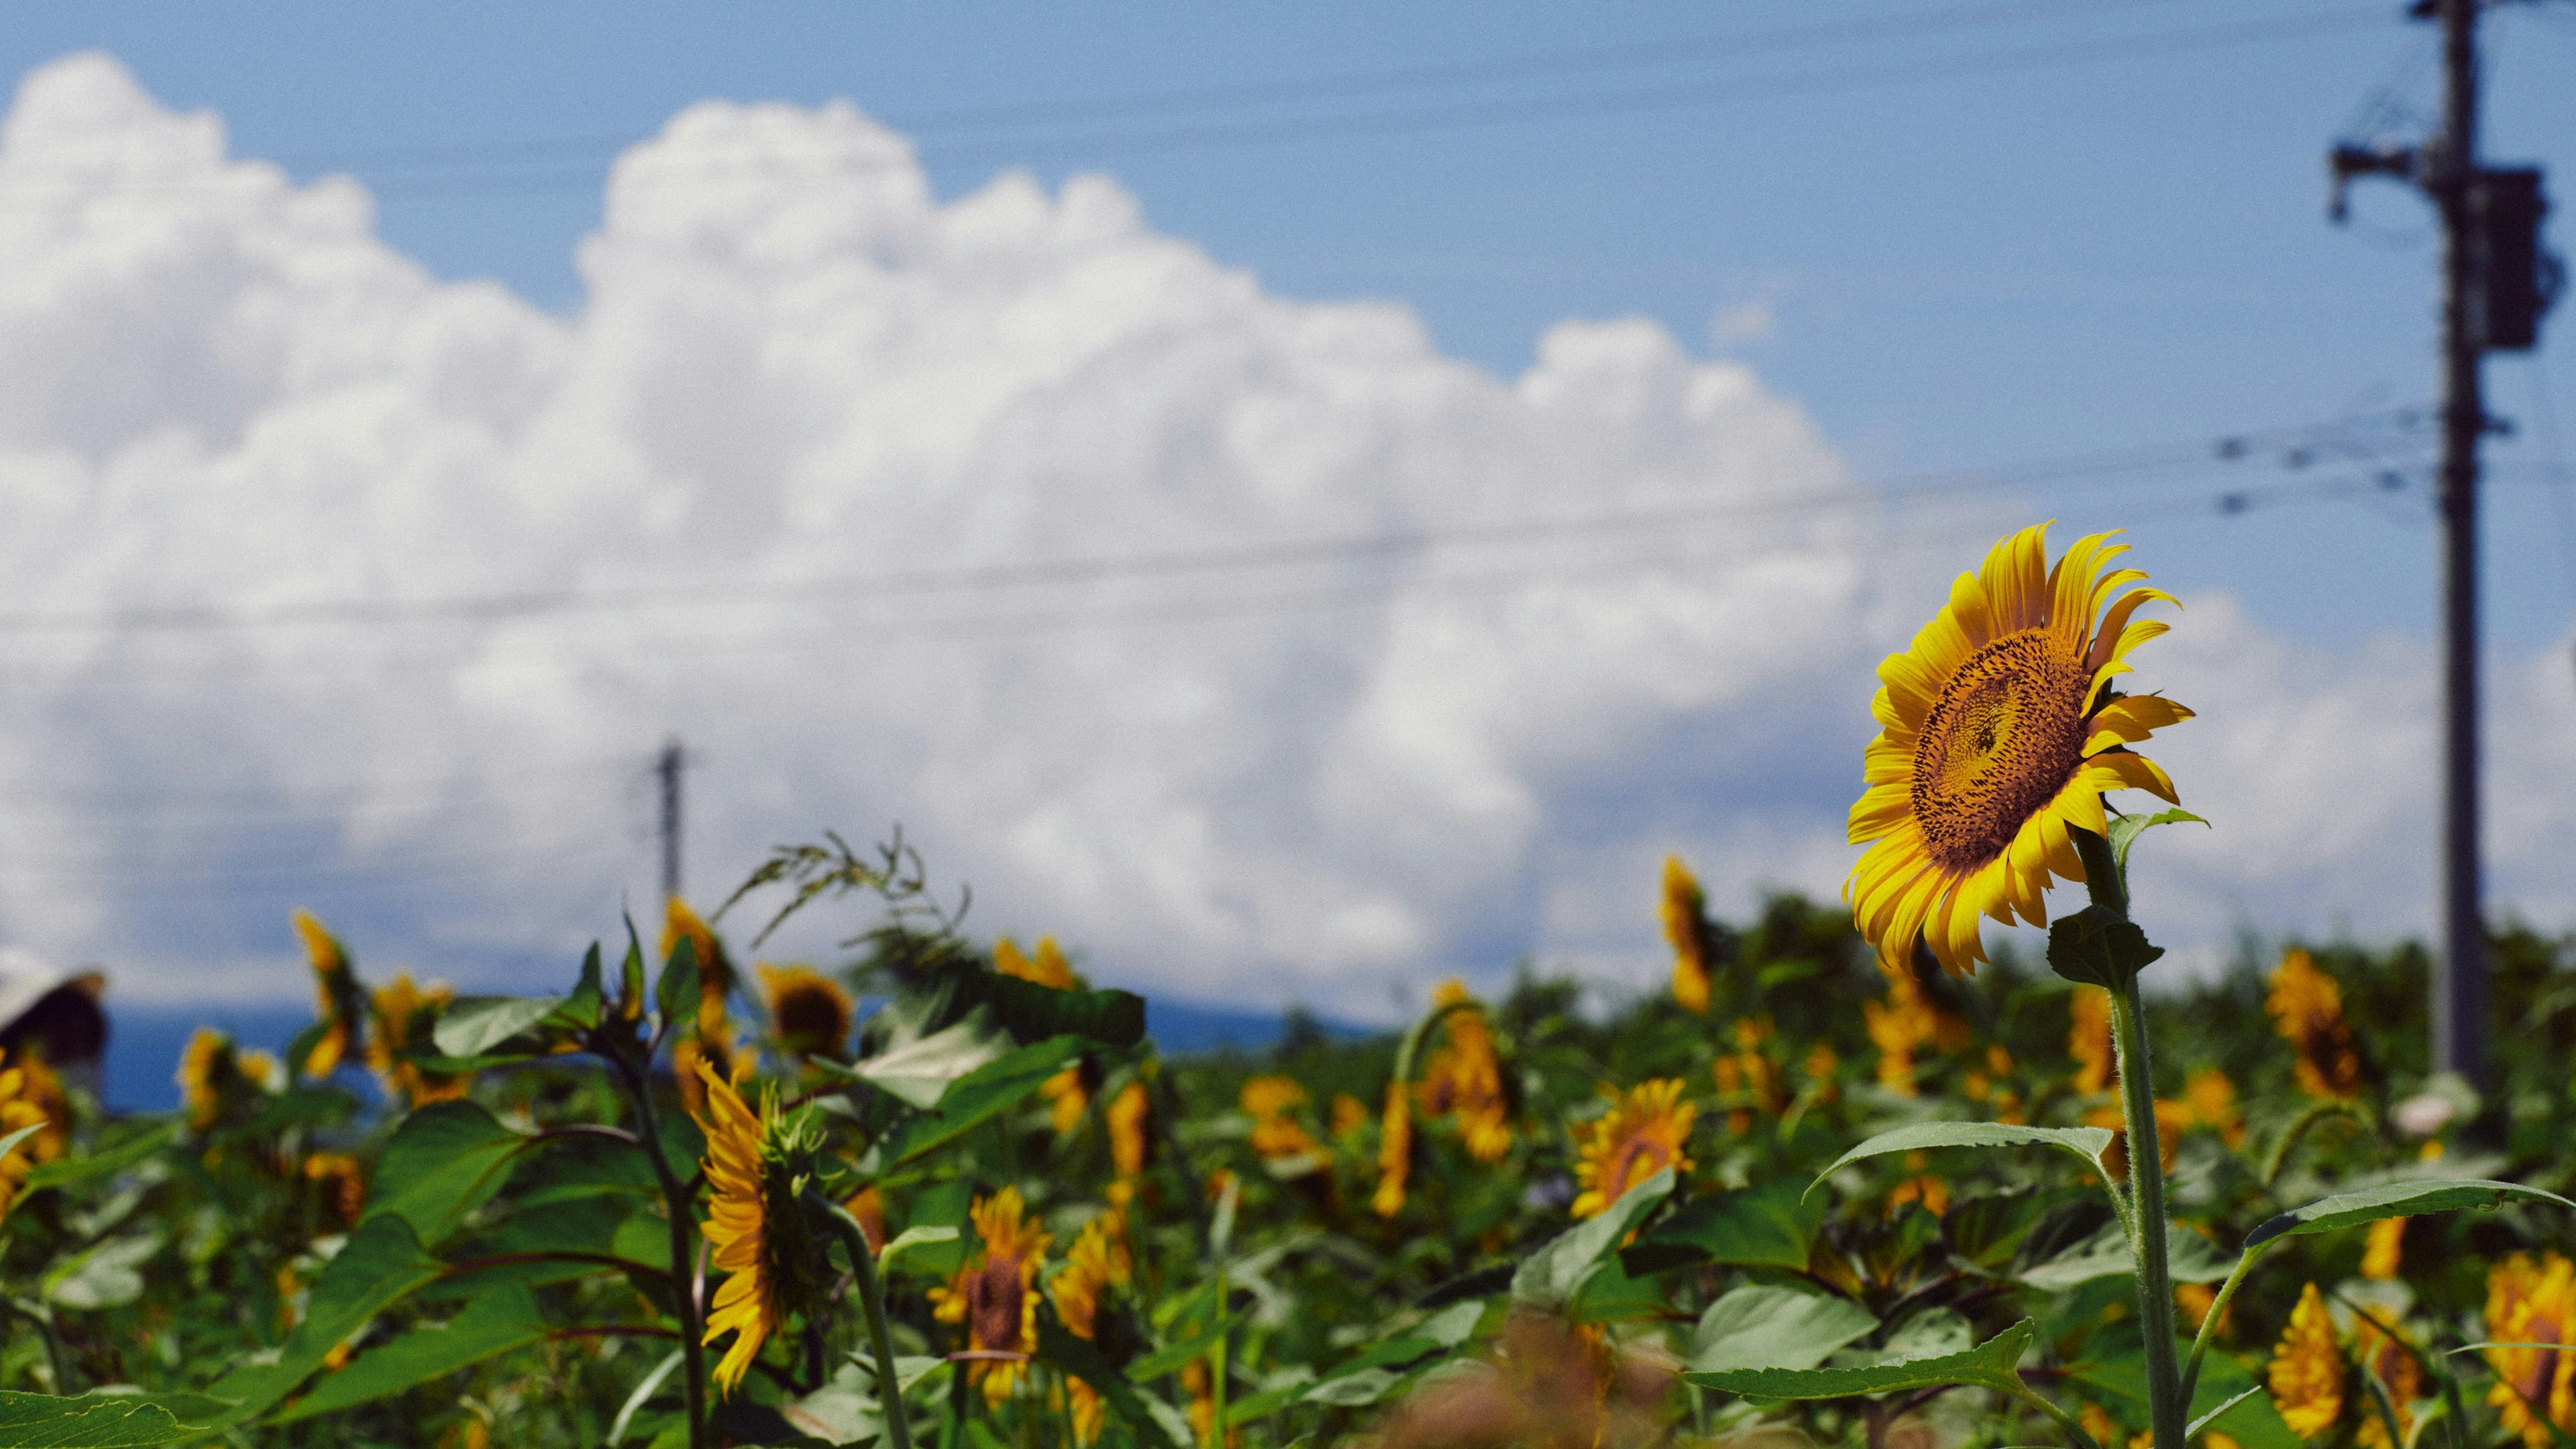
[1036, 1306, 1181, 1449]
[1125, 1307, 1250, 1382]
[432, 996, 564, 1059]
[2017, 1222, 2233, 1291]
[0, 1392, 237, 1446]
[2246, 1178, 2575, 1248]
[1686, 1318, 2037, 1400]
[1690, 1285, 1878, 1373]
[2110, 806, 2208, 871]
[205, 1215, 447, 1421]
[44, 1234, 162, 1311]
[1511, 1167, 1677, 1311]
[363, 1102, 533, 1246]
[655, 934, 699, 1032]
[2047, 906, 2164, 989]
[1621, 1177, 1823, 1276]
[2068, 1340, 2298, 1449]
[1815, 1122, 2114, 1191]
[273, 1283, 549, 1422]
[877, 1224, 961, 1278]
[22, 1124, 172, 1195]
[555, 944, 605, 1032]
[2188, 1386, 2265, 1439]
[838, 1012, 1012, 1110]
[881, 1036, 1089, 1168]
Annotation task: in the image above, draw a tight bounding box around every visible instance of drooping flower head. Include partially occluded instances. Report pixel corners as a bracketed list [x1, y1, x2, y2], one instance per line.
[1417, 981, 1512, 1163]
[2266, 949, 2363, 1099]
[1660, 857, 1711, 1014]
[369, 974, 472, 1106]
[1847, 525, 2189, 976]
[2486, 1252, 2576, 1447]
[692, 1063, 822, 1395]
[756, 965, 854, 1061]
[930, 1186, 1054, 1408]
[2267, 1281, 2345, 1438]
[1570, 1079, 1695, 1220]
[292, 909, 367, 1080]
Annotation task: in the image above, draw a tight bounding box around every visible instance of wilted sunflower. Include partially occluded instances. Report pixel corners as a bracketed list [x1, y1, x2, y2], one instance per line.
[1570, 1079, 1695, 1220]
[1660, 857, 1711, 1015]
[1847, 524, 2190, 976]
[292, 909, 366, 1079]
[2267, 1282, 2345, 1439]
[1049, 1216, 1132, 1445]
[1417, 981, 1512, 1163]
[2266, 949, 2363, 1099]
[369, 974, 472, 1106]
[2485, 1252, 2576, 1447]
[929, 1185, 1053, 1408]
[756, 964, 853, 1061]
[693, 1062, 822, 1395]
[1371, 1081, 1411, 1219]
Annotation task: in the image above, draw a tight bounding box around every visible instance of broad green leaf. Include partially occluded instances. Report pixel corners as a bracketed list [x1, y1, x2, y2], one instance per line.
[2069, 1340, 2298, 1449]
[432, 995, 564, 1059]
[1036, 1307, 1181, 1449]
[780, 1361, 881, 1446]
[363, 1101, 533, 1246]
[23, 1124, 171, 1195]
[1686, 1318, 2037, 1400]
[1621, 1177, 1823, 1275]
[205, 1215, 446, 1421]
[2110, 807, 2207, 871]
[1690, 1285, 1878, 1373]
[1512, 1167, 1677, 1311]
[0, 1392, 237, 1446]
[1570, 1257, 1669, 1323]
[555, 944, 605, 1032]
[881, 1036, 1089, 1168]
[274, 1283, 549, 1421]
[877, 1224, 961, 1278]
[1854, 1309, 1973, 1364]
[2246, 1179, 2575, 1248]
[1815, 1122, 2114, 1191]
[2017, 1222, 2233, 1291]
[2047, 906, 2164, 989]
[44, 1234, 162, 1311]
[841, 1012, 1011, 1109]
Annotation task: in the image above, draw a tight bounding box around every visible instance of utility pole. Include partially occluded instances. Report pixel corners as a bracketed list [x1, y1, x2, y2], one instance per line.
[2330, 0, 2563, 1089]
[656, 736, 686, 902]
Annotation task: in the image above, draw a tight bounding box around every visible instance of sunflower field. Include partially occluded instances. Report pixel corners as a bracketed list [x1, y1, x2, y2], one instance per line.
[0, 527, 2574, 1449]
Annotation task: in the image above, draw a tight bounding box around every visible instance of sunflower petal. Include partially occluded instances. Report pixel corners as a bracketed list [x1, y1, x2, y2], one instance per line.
[1849, 783, 1914, 843]
[2088, 749, 2180, 804]
[2086, 588, 2178, 672]
[1947, 570, 1996, 649]
[2082, 693, 2195, 753]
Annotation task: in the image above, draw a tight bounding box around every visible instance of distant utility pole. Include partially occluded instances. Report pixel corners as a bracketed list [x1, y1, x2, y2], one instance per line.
[657, 737, 688, 902]
[2329, 0, 2563, 1088]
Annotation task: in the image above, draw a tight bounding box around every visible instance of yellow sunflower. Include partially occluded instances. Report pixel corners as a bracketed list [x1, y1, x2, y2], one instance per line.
[1847, 524, 2190, 976]
[2266, 949, 2363, 1099]
[1660, 856, 1711, 1014]
[2362, 1216, 2406, 1281]
[1040, 1064, 1091, 1136]
[995, 935, 1080, 989]
[1570, 1079, 1695, 1220]
[693, 1062, 820, 1395]
[929, 1185, 1053, 1408]
[292, 909, 365, 1079]
[177, 1028, 272, 1131]
[2068, 986, 2114, 1095]
[1106, 1081, 1150, 1181]
[756, 964, 853, 1060]
[2486, 1252, 2576, 1447]
[2268, 1282, 2345, 1439]
[1049, 1216, 1132, 1446]
[1417, 981, 1513, 1163]
[368, 974, 472, 1106]
[662, 896, 735, 1036]
[2355, 1317, 2423, 1449]
[1371, 1082, 1411, 1219]
[0, 1049, 65, 1220]
[1241, 1075, 1322, 1162]
[304, 1150, 366, 1226]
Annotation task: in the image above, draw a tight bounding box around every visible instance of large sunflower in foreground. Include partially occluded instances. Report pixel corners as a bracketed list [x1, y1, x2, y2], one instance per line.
[1847, 523, 2190, 976]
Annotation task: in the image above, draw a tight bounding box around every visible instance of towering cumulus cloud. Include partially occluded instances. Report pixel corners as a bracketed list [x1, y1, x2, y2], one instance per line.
[0, 54, 2563, 1015]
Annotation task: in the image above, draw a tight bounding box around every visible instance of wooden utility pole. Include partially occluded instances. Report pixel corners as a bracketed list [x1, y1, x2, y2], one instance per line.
[657, 736, 686, 902]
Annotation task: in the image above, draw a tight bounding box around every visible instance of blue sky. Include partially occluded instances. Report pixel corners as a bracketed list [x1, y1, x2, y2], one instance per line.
[0, 3, 2569, 1026]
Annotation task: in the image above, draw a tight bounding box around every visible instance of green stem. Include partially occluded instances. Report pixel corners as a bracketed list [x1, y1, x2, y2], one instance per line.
[2180, 1246, 2262, 1406]
[612, 1053, 708, 1449]
[2012, 1384, 2106, 1449]
[807, 1191, 915, 1449]
[3, 1297, 68, 1395]
[1210, 1265, 1228, 1448]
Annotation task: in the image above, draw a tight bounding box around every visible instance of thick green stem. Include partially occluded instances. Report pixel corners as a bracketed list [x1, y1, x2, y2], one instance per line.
[2180, 1246, 2262, 1406]
[614, 1055, 708, 1449]
[808, 1191, 915, 1449]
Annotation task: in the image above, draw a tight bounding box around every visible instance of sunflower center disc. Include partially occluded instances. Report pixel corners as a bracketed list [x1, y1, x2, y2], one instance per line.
[1910, 627, 2090, 871]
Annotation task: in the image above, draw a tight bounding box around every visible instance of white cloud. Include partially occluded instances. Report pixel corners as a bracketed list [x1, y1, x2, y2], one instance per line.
[0, 54, 2562, 1023]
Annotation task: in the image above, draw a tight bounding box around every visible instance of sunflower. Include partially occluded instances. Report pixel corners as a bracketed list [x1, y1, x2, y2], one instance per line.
[929, 1186, 1053, 1408]
[2485, 1252, 2576, 1447]
[2363, 1217, 2406, 1281]
[995, 935, 1080, 989]
[1106, 1081, 1150, 1182]
[2355, 1316, 2424, 1449]
[1660, 857, 1711, 1014]
[1417, 981, 1513, 1163]
[369, 974, 472, 1106]
[661, 897, 735, 1036]
[756, 964, 853, 1061]
[674, 1020, 748, 1123]
[1241, 1076, 1322, 1163]
[177, 1028, 271, 1131]
[1049, 1216, 1133, 1446]
[2266, 949, 2363, 1099]
[1371, 1082, 1411, 1219]
[2268, 1282, 2345, 1438]
[2068, 987, 2114, 1095]
[1040, 1065, 1091, 1136]
[1570, 1079, 1695, 1220]
[304, 1150, 366, 1226]
[693, 1062, 820, 1395]
[1864, 975, 1943, 1098]
[2185, 1068, 2246, 1149]
[1846, 524, 2190, 976]
[0, 1049, 64, 1220]
[292, 909, 366, 1079]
